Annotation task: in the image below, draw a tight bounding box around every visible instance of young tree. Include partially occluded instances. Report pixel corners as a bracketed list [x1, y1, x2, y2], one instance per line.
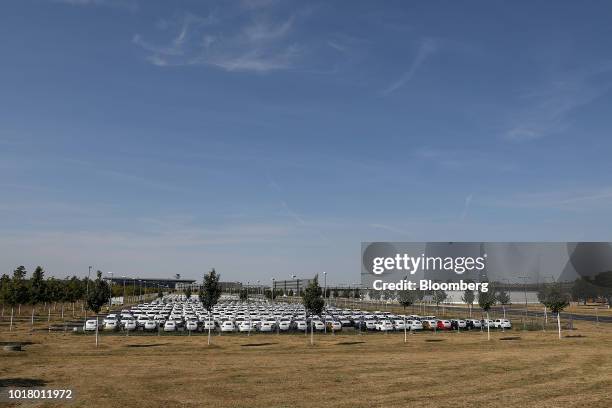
[571, 278, 598, 305]
[478, 287, 497, 340]
[11, 266, 29, 311]
[264, 289, 272, 300]
[86, 271, 111, 347]
[63, 276, 83, 317]
[539, 283, 570, 339]
[183, 286, 192, 301]
[30, 266, 47, 307]
[302, 275, 324, 345]
[239, 287, 249, 302]
[432, 290, 447, 315]
[199, 269, 222, 345]
[462, 289, 475, 317]
[496, 288, 511, 319]
[398, 289, 417, 311]
[157, 288, 163, 299]
[398, 289, 417, 342]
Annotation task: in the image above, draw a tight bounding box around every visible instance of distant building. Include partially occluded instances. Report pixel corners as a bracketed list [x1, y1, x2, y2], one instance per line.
[104, 276, 195, 289]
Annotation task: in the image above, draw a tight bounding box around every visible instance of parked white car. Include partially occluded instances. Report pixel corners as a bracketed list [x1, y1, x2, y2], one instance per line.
[103, 320, 118, 331]
[185, 321, 198, 331]
[163, 321, 176, 332]
[481, 319, 495, 328]
[313, 320, 325, 331]
[493, 319, 512, 329]
[123, 319, 137, 331]
[144, 320, 158, 331]
[365, 320, 377, 330]
[329, 321, 342, 331]
[221, 321, 236, 332]
[278, 321, 291, 331]
[259, 322, 274, 332]
[376, 320, 394, 331]
[238, 322, 254, 332]
[84, 319, 98, 331]
[466, 319, 481, 329]
[406, 320, 423, 331]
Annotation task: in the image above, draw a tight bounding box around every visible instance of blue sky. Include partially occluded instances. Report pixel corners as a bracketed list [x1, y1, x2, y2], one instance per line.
[1, 0, 612, 283]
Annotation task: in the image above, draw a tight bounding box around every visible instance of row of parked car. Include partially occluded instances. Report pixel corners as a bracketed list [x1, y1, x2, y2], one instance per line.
[83, 295, 512, 333]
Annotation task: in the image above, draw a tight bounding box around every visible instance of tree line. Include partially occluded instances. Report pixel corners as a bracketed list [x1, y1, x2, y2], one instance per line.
[0, 265, 160, 311]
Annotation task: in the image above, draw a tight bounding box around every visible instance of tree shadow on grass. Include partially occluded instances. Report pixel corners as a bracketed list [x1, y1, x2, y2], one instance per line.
[125, 343, 169, 348]
[0, 378, 46, 387]
[241, 343, 278, 347]
[0, 341, 35, 346]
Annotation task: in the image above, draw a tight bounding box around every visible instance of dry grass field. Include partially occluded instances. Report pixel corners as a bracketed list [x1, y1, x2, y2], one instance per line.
[1, 322, 611, 408]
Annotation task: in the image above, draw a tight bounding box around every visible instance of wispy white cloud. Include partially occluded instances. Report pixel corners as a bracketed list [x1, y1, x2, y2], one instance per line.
[460, 194, 473, 220]
[280, 200, 305, 225]
[483, 186, 612, 211]
[327, 40, 347, 53]
[381, 38, 437, 95]
[503, 62, 612, 141]
[132, 9, 302, 73]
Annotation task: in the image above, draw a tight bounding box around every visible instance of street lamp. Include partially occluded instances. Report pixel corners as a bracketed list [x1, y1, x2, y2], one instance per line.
[122, 276, 127, 305]
[519, 276, 529, 329]
[85, 266, 92, 317]
[323, 272, 327, 305]
[107, 272, 114, 311]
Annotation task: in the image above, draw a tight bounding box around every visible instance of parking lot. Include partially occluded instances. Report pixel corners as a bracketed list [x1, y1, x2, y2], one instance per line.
[83, 294, 516, 337]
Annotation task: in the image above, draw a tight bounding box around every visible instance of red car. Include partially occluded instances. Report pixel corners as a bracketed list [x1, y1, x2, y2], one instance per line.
[436, 320, 451, 330]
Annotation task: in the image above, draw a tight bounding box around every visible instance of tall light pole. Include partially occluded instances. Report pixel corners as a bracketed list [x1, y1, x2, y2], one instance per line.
[323, 272, 327, 306]
[502, 278, 511, 319]
[86, 266, 92, 315]
[519, 276, 529, 330]
[107, 272, 114, 311]
[122, 276, 126, 305]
